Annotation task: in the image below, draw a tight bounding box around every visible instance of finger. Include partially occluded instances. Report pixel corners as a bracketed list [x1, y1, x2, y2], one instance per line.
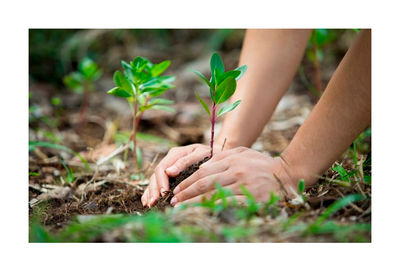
[200, 146, 248, 168]
[215, 196, 248, 206]
[173, 160, 229, 194]
[154, 145, 198, 195]
[165, 148, 210, 177]
[171, 171, 235, 205]
[176, 186, 246, 206]
[148, 175, 160, 207]
[141, 188, 149, 207]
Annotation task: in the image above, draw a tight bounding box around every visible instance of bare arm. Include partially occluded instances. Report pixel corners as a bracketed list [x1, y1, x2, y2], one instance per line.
[215, 29, 311, 148]
[171, 30, 371, 205]
[281, 29, 371, 185]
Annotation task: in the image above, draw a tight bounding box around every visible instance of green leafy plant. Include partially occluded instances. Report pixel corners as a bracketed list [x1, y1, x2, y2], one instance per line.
[106, 57, 175, 169]
[63, 57, 102, 130]
[192, 52, 247, 157]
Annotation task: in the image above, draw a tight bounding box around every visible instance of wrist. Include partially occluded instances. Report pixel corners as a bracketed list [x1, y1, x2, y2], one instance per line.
[271, 156, 298, 197]
[279, 148, 319, 188]
[214, 137, 239, 150]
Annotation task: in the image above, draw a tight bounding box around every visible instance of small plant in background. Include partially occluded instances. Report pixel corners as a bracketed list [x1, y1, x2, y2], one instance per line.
[192, 52, 247, 157]
[106, 57, 175, 170]
[63, 57, 102, 131]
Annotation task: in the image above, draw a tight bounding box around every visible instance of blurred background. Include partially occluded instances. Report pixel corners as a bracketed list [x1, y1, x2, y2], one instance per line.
[29, 29, 359, 159]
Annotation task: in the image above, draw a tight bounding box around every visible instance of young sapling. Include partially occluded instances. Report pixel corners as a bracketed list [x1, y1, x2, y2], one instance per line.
[107, 57, 175, 170]
[192, 52, 247, 157]
[63, 57, 102, 131]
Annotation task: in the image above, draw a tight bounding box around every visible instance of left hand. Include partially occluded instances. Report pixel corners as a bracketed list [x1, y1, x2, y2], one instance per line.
[170, 146, 296, 206]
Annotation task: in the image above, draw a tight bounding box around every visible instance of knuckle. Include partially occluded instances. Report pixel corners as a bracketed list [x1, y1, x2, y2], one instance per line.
[235, 146, 247, 153]
[175, 157, 188, 169]
[197, 179, 209, 192]
[195, 168, 205, 179]
[213, 152, 224, 161]
[233, 167, 245, 178]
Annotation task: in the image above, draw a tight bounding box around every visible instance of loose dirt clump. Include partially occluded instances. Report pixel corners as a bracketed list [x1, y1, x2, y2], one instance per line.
[152, 157, 210, 209]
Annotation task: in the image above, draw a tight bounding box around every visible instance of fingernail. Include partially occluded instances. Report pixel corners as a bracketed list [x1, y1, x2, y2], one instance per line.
[160, 188, 167, 196]
[170, 197, 177, 206]
[173, 186, 180, 195]
[200, 161, 210, 168]
[166, 165, 178, 174]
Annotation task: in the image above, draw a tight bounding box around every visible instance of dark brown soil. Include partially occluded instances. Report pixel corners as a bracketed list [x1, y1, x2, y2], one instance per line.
[152, 156, 210, 209]
[31, 182, 149, 231]
[31, 157, 211, 230]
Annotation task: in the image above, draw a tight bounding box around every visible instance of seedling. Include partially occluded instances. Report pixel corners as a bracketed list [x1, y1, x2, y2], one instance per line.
[192, 53, 247, 157]
[107, 57, 175, 169]
[63, 57, 102, 130]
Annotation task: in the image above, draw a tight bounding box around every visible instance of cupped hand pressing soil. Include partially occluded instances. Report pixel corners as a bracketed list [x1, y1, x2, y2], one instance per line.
[151, 156, 210, 210]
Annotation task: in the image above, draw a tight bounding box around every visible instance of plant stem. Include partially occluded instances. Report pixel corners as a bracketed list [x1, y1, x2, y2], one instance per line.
[210, 102, 216, 158]
[128, 100, 139, 171]
[77, 85, 89, 133]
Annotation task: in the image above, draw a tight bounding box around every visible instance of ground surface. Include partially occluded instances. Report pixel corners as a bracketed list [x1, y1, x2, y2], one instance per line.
[29, 29, 370, 242]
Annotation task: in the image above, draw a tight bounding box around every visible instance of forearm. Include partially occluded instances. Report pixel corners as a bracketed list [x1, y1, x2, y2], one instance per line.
[216, 29, 311, 148]
[281, 30, 371, 185]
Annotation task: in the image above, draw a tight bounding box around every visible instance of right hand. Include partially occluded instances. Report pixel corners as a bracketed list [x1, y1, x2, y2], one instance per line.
[141, 143, 217, 208]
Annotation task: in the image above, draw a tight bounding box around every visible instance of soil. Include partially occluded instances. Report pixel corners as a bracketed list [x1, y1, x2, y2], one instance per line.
[152, 156, 210, 209]
[30, 156, 211, 230]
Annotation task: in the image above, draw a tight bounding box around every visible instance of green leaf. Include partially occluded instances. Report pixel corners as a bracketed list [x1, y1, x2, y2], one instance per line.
[136, 146, 143, 169]
[79, 58, 101, 81]
[138, 104, 154, 113]
[314, 194, 365, 226]
[195, 92, 211, 116]
[215, 77, 236, 104]
[148, 98, 174, 105]
[216, 70, 240, 86]
[332, 165, 350, 182]
[191, 69, 211, 88]
[217, 100, 241, 117]
[234, 65, 247, 80]
[113, 71, 133, 94]
[151, 60, 171, 77]
[298, 179, 305, 194]
[121, 60, 131, 71]
[146, 88, 169, 97]
[210, 52, 224, 73]
[152, 105, 176, 113]
[61, 160, 75, 183]
[210, 52, 224, 85]
[140, 76, 175, 90]
[63, 72, 84, 93]
[107, 87, 132, 98]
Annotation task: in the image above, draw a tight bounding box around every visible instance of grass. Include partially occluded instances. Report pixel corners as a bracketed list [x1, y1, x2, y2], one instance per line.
[29, 129, 371, 243]
[30, 184, 370, 243]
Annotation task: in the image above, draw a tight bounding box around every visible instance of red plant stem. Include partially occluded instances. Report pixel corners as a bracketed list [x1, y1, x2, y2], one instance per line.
[129, 96, 150, 170]
[129, 102, 138, 169]
[210, 102, 216, 158]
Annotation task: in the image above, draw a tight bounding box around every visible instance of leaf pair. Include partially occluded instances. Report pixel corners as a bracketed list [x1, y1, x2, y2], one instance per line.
[193, 52, 247, 118]
[63, 58, 102, 93]
[108, 58, 175, 99]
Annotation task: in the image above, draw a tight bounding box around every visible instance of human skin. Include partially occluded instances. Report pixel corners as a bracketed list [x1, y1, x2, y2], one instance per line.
[141, 29, 371, 208]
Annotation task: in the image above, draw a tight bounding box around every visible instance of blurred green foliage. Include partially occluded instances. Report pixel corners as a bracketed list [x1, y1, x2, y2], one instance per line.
[63, 57, 102, 93]
[29, 184, 370, 243]
[29, 29, 243, 86]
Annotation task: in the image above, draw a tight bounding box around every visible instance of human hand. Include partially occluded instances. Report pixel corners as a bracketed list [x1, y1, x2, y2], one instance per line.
[169, 147, 296, 206]
[141, 143, 221, 208]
